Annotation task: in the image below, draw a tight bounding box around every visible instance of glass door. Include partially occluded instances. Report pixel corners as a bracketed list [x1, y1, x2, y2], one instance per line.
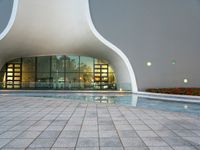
[94, 64, 109, 89]
[6, 63, 22, 89]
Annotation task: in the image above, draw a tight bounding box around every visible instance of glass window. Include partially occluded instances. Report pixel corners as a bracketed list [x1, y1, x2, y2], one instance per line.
[22, 57, 35, 73]
[1, 65, 6, 71]
[66, 56, 79, 72]
[8, 58, 21, 63]
[51, 73, 64, 82]
[37, 56, 50, 73]
[51, 56, 65, 72]
[0, 72, 6, 82]
[14, 64, 21, 68]
[51, 73, 65, 89]
[0, 55, 117, 90]
[22, 73, 35, 82]
[108, 72, 116, 84]
[36, 73, 51, 89]
[80, 73, 93, 89]
[14, 73, 20, 76]
[65, 73, 80, 89]
[36, 73, 51, 82]
[80, 56, 93, 72]
[95, 58, 108, 64]
[7, 68, 13, 72]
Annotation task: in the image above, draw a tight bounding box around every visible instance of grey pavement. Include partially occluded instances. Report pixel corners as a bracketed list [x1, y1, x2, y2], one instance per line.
[0, 96, 199, 150]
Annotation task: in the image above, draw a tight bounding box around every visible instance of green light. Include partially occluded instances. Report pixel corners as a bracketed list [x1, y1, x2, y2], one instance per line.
[172, 60, 176, 65]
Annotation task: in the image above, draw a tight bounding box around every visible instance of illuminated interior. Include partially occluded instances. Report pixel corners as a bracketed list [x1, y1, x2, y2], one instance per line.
[0, 55, 117, 90]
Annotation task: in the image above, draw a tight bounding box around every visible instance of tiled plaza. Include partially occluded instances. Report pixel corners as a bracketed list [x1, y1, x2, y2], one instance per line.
[0, 96, 200, 150]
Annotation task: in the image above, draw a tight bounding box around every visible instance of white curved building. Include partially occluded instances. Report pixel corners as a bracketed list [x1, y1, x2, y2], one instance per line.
[0, 0, 200, 92]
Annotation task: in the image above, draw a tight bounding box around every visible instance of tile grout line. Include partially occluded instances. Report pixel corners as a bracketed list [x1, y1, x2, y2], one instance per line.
[24, 100, 73, 149]
[50, 102, 82, 149]
[73, 102, 88, 149]
[118, 106, 150, 149]
[127, 107, 198, 150]
[2, 99, 67, 149]
[0, 98, 56, 146]
[106, 104, 126, 150]
[96, 103, 100, 150]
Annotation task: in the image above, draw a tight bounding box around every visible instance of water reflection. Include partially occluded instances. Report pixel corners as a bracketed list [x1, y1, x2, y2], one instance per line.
[1, 92, 200, 115]
[82, 94, 138, 106]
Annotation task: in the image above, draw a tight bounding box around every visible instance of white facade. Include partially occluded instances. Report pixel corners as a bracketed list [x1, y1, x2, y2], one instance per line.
[0, 0, 200, 92]
[0, 0, 137, 92]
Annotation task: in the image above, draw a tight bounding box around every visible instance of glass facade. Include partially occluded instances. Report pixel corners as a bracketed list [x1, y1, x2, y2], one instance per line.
[0, 55, 117, 90]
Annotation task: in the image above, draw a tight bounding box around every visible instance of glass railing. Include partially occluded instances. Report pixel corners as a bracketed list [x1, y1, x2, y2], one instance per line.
[0, 82, 132, 91]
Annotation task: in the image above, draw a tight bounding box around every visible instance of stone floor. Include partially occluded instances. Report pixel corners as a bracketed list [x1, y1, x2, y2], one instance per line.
[0, 96, 200, 150]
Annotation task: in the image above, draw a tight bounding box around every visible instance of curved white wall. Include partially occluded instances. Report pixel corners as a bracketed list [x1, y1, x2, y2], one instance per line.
[90, 0, 200, 90]
[0, 0, 138, 92]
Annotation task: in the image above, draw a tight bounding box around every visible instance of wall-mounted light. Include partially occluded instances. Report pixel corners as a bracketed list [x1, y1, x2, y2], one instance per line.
[183, 78, 188, 83]
[171, 60, 176, 65]
[119, 88, 123, 92]
[146, 61, 152, 67]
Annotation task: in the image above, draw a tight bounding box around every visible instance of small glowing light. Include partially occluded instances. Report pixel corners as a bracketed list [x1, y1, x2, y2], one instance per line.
[172, 60, 176, 65]
[184, 105, 188, 109]
[119, 88, 123, 91]
[146, 61, 152, 66]
[80, 77, 82, 80]
[184, 78, 188, 83]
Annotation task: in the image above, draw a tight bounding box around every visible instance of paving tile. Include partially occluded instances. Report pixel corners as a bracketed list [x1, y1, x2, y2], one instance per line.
[99, 130, 118, 138]
[76, 148, 99, 150]
[182, 137, 200, 146]
[51, 148, 74, 150]
[121, 138, 146, 147]
[136, 130, 158, 138]
[132, 125, 151, 131]
[77, 137, 99, 147]
[59, 130, 79, 138]
[17, 131, 41, 139]
[29, 138, 55, 148]
[26, 148, 50, 150]
[38, 130, 60, 139]
[124, 147, 149, 150]
[155, 130, 178, 137]
[45, 125, 64, 131]
[100, 147, 123, 150]
[99, 125, 115, 131]
[142, 137, 169, 147]
[118, 130, 139, 138]
[63, 125, 81, 131]
[0, 139, 13, 148]
[163, 137, 192, 146]
[79, 131, 98, 137]
[0, 131, 22, 139]
[5, 138, 34, 148]
[28, 125, 47, 131]
[100, 137, 122, 147]
[173, 130, 198, 137]
[172, 146, 198, 150]
[0, 96, 200, 150]
[53, 138, 77, 148]
[115, 124, 133, 131]
[191, 130, 200, 136]
[149, 146, 173, 150]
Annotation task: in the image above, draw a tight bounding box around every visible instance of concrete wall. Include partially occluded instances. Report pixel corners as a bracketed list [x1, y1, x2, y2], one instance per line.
[0, 0, 13, 33]
[90, 0, 200, 90]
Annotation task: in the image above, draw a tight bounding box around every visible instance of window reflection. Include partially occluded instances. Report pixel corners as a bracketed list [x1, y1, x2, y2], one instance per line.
[0, 55, 117, 90]
[52, 56, 65, 72]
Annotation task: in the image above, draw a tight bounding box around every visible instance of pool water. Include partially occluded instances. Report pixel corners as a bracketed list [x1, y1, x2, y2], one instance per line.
[2, 92, 200, 115]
